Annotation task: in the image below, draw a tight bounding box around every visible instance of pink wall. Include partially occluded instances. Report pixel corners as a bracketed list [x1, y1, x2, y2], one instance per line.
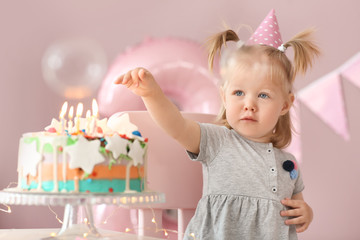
[0, 1, 359, 239]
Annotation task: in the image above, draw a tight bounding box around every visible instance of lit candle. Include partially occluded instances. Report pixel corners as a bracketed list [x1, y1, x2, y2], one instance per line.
[86, 110, 91, 135]
[59, 102, 68, 134]
[67, 106, 74, 134]
[91, 99, 99, 136]
[75, 103, 83, 133]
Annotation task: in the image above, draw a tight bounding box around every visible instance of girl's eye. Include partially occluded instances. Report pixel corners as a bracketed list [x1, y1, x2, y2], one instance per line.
[234, 90, 244, 96]
[258, 93, 269, 99]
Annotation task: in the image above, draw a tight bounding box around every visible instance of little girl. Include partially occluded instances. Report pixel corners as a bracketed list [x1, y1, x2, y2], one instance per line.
[115, 11, 319, 240]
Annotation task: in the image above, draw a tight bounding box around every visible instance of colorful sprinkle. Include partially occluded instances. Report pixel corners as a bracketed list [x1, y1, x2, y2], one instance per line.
[109, 188, 114, 193]
[119, 134, 130, 140]
[47, 127, 57, 133]
[132, 130, 142, 137]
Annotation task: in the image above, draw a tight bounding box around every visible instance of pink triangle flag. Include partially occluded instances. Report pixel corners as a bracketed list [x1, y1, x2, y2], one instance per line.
[247, 9, 283, 48]
[298, 72, 350, 140]
[340, 52, 360, 89]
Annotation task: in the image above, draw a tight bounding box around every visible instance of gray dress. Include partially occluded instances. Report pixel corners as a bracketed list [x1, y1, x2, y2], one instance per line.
[184, 123, 304, 240]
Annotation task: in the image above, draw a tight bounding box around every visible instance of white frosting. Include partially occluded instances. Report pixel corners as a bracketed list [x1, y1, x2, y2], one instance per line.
[105, 134, 129, 159]
[107, 113, 138, 137]
[96, 118, 113, 135]
[45, 118, 62, 132]
[128, 139, 146, 166]
[39, 135, 68, 147]
[18, 139, 42, 176]
[64, 136, 105, 174]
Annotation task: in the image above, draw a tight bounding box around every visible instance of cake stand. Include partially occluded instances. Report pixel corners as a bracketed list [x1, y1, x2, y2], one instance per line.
[0, 189, 165, 240]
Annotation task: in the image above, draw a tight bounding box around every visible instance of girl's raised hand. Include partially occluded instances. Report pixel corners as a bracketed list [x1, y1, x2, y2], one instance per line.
[114, 68, 160, 98]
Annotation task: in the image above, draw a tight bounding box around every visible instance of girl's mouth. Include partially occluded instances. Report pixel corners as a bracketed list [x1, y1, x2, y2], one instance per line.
[241, 117, 257, 122]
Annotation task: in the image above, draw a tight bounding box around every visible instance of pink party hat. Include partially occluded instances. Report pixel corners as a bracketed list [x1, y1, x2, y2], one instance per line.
[247, 9, 283, 48]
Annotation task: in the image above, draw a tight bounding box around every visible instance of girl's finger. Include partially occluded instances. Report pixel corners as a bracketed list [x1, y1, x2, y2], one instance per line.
[280, 208, 301, 217]
[113, 74, 124, 84]
[131, 69, 141, 87]
[281, 198, 302, 208]
[124, 78, 134, 89]
[138, 68, 147, 80]
[122, 71, 132, 85]
[285, 216, 304, 226]
[296, 223, 309, 233]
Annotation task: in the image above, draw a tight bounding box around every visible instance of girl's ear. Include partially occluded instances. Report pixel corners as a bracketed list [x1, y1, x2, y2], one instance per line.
[280, 93, 295, 115]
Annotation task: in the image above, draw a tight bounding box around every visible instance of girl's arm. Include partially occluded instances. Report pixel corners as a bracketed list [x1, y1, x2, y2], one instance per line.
[280, 192, 313, 233]
[115, 68, 201, 154]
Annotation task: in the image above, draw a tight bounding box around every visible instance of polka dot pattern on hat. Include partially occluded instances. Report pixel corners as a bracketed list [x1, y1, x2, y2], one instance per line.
[246, 9, 283, 48]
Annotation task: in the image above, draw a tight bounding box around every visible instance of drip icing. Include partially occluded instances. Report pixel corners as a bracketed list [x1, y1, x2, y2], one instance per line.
[125, 159, 136, 193]
[37, 143, 44, 192]
[17, 113, 148, 194]
[62, 151, 67, 192]
[52, 146, 58, 192]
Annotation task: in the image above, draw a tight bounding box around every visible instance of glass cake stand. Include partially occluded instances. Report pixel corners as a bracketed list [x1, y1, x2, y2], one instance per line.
[0, 189, 165, 240]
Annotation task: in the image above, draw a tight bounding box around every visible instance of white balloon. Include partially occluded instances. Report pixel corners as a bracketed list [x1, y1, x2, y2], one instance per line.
[42, 38, 107, 99]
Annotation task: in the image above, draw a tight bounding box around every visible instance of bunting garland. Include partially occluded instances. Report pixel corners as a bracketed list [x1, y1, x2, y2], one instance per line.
[287, 52, 360, 161]
[297, 70, 349, 141]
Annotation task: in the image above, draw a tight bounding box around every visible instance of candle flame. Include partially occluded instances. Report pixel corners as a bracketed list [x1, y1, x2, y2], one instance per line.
[92, 99, 98, 117]
[76, 103, 83, 117]
[59, 101, 68, 119]
[86, 110, 91, 118]
[68, 106, 74, 119]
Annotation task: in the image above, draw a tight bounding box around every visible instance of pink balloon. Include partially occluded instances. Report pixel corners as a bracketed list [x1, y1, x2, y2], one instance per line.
[97, 37, 221, 117]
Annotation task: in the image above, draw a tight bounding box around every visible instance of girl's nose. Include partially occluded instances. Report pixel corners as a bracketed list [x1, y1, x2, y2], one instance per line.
[244, 98, 256, 112]
[244, 105, 256, 112]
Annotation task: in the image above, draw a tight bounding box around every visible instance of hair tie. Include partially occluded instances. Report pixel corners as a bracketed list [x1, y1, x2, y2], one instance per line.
[277, 44, 287, 52]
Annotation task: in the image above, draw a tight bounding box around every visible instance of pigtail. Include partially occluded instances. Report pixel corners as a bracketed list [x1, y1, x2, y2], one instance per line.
[272, 113, 292, 149]
[283, 28, 320, 77]
[206, 29, 240, 71]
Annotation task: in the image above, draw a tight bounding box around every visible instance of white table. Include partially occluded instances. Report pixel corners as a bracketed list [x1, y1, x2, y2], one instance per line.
[0, 228, 164, 240]
[0, 191, 166, 239]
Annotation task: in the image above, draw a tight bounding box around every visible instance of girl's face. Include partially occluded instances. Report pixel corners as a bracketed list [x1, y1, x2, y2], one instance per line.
[221, 62, 293, 143]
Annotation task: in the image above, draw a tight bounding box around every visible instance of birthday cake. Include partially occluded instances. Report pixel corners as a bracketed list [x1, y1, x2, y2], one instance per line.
[16, 101, 148, 194]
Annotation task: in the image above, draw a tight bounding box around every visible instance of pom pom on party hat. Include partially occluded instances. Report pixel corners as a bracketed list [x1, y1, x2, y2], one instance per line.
[246, 9, 283, 48]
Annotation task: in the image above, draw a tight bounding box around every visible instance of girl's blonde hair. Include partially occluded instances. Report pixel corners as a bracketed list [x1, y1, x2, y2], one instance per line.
[206, 28, 320, 149]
